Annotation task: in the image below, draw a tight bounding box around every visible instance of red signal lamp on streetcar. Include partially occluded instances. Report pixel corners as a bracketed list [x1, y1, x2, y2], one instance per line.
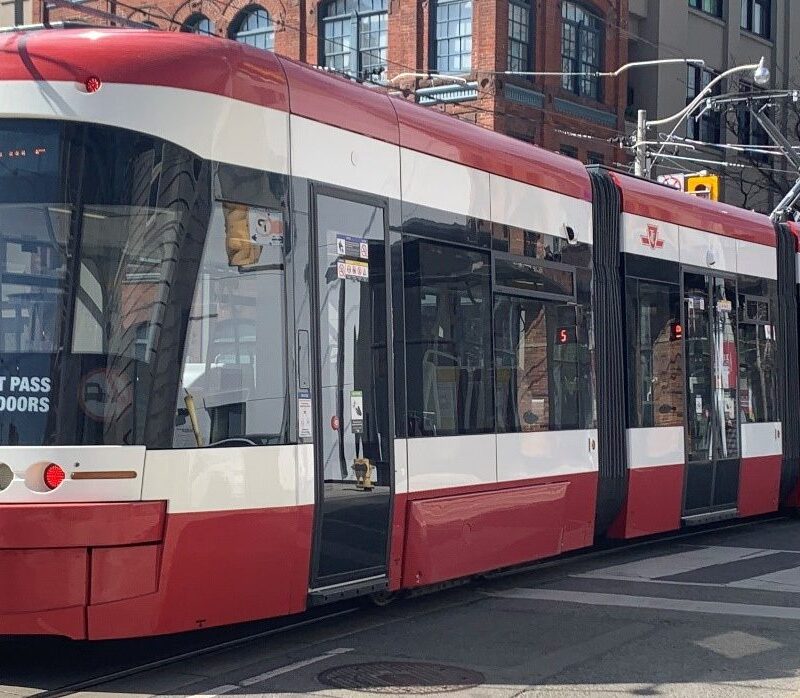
[84, 76, 102, 94]
[43, 463, 66, 490]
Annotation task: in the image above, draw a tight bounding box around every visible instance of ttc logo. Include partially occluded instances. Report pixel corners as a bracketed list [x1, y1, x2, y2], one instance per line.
[640, 224, 664, 250]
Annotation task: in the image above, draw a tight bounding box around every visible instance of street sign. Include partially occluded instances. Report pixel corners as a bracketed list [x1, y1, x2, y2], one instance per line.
[657, 173, 685, 190]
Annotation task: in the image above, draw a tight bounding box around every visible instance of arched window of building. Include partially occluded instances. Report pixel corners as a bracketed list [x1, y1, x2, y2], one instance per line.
[182, 13, 215, 35]
[229, 5, 275, 51]
[320, 0, 388, 80]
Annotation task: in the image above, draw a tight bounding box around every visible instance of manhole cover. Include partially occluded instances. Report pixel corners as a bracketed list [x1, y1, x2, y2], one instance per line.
[318, 661, 485, 694]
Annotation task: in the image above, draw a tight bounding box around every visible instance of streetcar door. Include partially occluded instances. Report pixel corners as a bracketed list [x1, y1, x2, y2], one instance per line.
[309, 189, 393, 593]
[682, 272, 740, 519]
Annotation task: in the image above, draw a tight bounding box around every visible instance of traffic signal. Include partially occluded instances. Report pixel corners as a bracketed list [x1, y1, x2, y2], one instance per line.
[685, 174, 719, 201]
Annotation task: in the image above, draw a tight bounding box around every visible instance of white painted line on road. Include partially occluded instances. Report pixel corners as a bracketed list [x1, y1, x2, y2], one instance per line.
[240, 647, 354, 686]
[729, 567, 800, 593]
[187, 647, 354, 697]
[187, 684, 239, 698]
[573, 546, 775, 583]
[488, 588, 800, 620]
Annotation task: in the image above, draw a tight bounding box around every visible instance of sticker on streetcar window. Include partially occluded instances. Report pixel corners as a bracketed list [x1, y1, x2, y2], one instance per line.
[248, 207, 284, 245]
[716, 299, 732, 313]
[0, 376, 51, 413]
[78, 369, 132, 422]
[350, 390, 364, 434]
[337, 259, 369, 281]
[335, 234, 369, 260]
[298, 389, 312, 439]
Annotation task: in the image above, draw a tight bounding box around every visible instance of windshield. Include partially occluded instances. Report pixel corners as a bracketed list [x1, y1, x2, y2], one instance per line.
[0, 120, 211, 446]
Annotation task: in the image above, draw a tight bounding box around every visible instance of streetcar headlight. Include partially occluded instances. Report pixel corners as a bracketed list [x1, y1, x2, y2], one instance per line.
[0, 463, 12, 491]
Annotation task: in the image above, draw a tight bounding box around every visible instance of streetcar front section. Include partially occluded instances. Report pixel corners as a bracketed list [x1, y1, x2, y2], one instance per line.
[0, 29, 309, 640]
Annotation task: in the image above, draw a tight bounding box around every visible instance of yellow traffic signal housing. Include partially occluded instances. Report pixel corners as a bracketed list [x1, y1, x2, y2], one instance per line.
[685, 174, 719, 201]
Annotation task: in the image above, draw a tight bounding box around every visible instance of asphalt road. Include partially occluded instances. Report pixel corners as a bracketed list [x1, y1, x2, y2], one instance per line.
[5, 517, 800, 698]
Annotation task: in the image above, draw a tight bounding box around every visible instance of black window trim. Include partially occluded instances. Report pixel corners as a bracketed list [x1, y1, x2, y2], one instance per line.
[688, 0, 723, 19]
[181, 12, 214, 34]
[741, 0, 772, 39]
[686, 64, 723, 143]
[228, 4, 276, 48]
[319, 0, 389, 79]
[560, 0, 604, 101]
[507, 0, 534, 74]
[739, 293, 773, 325]
[431, 0, 473, 75]
[492, 250, 578, 303]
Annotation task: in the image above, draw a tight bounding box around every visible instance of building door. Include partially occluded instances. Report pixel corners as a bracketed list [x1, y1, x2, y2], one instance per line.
[309, 189, 393, 592]
[682, 271, 740, 518]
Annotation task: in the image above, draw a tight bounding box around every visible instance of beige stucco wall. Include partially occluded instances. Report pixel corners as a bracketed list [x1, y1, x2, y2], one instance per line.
[0, 0, 32, 27]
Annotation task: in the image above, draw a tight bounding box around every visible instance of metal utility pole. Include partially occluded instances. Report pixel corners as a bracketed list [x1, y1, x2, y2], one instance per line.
[14, 0, 23, 25]
[705, 91, 800, 221]
[751, 106, 800, 221]
[635, 110, 647, 177]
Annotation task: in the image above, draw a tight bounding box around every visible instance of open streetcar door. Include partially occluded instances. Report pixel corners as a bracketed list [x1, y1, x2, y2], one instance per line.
[308, 187, 394, 596]
[682, 271, 741, 518]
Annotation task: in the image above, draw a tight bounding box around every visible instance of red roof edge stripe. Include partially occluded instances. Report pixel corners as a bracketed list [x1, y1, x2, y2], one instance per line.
[610, 170, 775, 248]
[278, 55, 591, 201]
[391, 97, 592, 201]
[277, 56, 400, 144]
[0, 30, 290, 112]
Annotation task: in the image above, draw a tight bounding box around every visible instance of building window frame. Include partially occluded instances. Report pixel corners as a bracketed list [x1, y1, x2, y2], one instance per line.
[228, 5, 275, 51]
[181, 12, 215, 35]
[433, 0, 473, 75]
[741, 0, 771, 39]
[507, 0, 533, 73]
[560, 1, 603, 101]
[688, 0, 723, 18]
[736, 82, 771, 163]
[687, 65, 722, 143]
[559, 144, 578, 159]
[320, 0, 389, 80]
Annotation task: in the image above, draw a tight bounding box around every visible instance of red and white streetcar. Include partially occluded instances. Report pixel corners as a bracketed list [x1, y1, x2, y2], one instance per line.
[0, 27, 797, 639]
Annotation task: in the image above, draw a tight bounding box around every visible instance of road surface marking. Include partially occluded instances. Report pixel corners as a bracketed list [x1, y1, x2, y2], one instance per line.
[488, 588, 800, 620]
[573, 546, 775, 582]
[187, 647, 354, 697]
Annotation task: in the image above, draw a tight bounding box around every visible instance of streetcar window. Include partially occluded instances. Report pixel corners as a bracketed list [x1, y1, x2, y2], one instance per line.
[403, 240, 494, 436]
[173, 201, 288, 448]
[0, 120, 215, 447]
[625, 279, 684, 428]
[738, 278, 777, 424]
[494, 256, 575, 299]
[0, 122, 67, 355]
[494, 295, 593, 432]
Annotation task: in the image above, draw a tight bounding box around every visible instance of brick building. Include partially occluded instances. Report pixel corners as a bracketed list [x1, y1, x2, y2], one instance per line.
[34, 0, 629, 164]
